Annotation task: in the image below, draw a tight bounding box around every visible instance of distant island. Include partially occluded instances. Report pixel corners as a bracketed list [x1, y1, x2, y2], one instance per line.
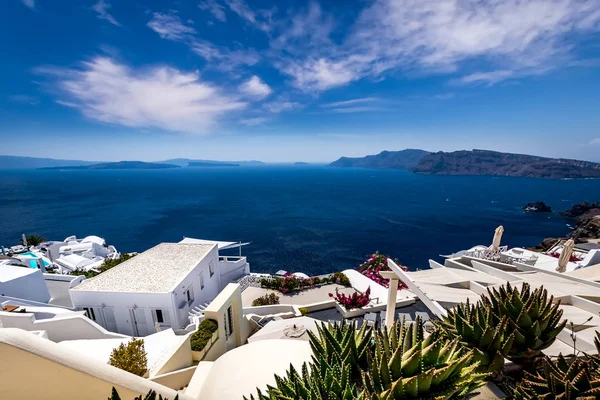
[413, 150, 600, 179]
[330, 148, 600, 179]
[329, 149, 430, 170]
[188, 162, 239, 167]
[161, 158, 264, 167]
[0, 155, 101, 169]
[40, 161, 180, 170]
[294, 162, 310, 165]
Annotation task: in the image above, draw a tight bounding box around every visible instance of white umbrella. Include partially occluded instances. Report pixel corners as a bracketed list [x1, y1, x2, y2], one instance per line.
[490, 226, 504, 252]
[556, 239, 575, 273]
[247, 316, 322, 343]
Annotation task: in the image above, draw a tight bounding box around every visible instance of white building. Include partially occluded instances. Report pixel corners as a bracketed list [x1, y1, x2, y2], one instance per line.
[0, 265, 51, 303]
[69, 242, 250, 336]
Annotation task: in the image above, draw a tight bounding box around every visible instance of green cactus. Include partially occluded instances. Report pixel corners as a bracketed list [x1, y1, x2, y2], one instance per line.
[513, 354, 600, 399]
[108, 387, 178, 400]
[244, 354, 366, 400]
[481, 282, 566, 361]
[308, 319, 373, 377]
[362, 318, 488, 399]
[436, 299, 514, 372]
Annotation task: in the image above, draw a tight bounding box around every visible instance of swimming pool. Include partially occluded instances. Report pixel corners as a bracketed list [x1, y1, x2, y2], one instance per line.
[19, 251, 51, 268]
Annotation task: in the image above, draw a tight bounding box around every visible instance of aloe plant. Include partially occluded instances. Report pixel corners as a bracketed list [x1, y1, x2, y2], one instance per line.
[244, 354, 366, 400]
[362, 318, 488, 399]
[436, 299, 514, 372]
[308, 320, 373, 377]
[513, 354, 600, 399]
[108, 387, 178, 400]
[481, 282, 566, 361]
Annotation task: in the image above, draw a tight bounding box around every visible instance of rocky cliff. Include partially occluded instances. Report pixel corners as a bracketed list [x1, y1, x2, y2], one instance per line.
[412, 149, 600, 179]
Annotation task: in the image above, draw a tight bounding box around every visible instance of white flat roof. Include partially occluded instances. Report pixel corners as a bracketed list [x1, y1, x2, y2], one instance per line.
[0, 265, 37, 282]
[72, 243, 214, 293]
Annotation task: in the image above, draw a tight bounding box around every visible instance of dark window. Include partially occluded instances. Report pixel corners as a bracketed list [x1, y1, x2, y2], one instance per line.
[155, 309, 164, 324]
[84, 307, 96, 321]
[227, 306, 234, 336]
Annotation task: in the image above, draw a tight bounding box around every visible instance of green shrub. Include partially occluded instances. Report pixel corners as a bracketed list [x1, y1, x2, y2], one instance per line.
[299, 307, 309, 316]
[191, 319, 218, 352]
[108, 338, 148, 377]
[252, 293, 280, 306]
[73, 253, 137, 278]
[331, 271, 351, 287]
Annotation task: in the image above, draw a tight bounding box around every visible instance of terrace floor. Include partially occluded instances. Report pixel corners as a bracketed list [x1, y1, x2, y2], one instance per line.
[242, 284, 355, 307]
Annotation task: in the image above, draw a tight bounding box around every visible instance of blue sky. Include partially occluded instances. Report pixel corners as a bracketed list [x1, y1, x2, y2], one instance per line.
[1, 0, 600, 162]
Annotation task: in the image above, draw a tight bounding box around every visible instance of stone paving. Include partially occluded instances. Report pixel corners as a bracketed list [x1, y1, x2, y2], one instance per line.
[242, 284, 355, 307]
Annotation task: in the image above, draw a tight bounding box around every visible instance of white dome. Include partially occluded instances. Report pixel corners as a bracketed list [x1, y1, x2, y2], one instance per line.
[199, 339, 312, 400]
[81, 236, 105, 245]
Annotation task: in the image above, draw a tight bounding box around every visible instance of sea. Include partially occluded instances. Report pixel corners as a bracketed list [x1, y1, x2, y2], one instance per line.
[1, 165, 599, 275]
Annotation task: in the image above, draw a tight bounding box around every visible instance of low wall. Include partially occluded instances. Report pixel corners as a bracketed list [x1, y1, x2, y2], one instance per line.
[0, 328, 190, 400]
[149, 366, 197, 391]
[0, 311, 127, 342]
[152, 332, 194, 377]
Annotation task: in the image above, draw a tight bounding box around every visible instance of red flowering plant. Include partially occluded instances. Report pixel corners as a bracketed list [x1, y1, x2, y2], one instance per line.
[329, 286, 371, 310]
[358, 252, 408, 290]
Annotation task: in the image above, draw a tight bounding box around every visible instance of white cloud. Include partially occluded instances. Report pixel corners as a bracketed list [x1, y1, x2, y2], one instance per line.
[329, 106, 382, 114]
[277, 0, 600, 91]
[199, 0, 227, 22]
[224, 0, 272, 31]
[264, 101, 301, 113]
[322, 97, 378, 108]
[148, 12, 259, 71]
[590, 138, 600, 145]
[37, 57, 246, 134]
[147, 12, 196, 40]
[240, 117, 269, 126]
[92, 0, 121, 26]
[21, 0, 35, 10]
[239, 76, 272, 99]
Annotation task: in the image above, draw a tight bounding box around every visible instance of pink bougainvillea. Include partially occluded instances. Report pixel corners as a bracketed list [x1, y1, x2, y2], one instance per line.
[329, 286, 371, 310]
[358, 252, 409, 290]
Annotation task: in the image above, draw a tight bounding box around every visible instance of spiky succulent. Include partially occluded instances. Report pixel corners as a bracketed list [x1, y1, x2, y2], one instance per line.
[362, 318, 488, 399]
[244, 354, 366, 400]
[481, 282, 566, 361]
[308, 320, 373, 377]
[513, 354, 600, 399]
[591, 331, 600, 372]
[436, 298, 514, 372]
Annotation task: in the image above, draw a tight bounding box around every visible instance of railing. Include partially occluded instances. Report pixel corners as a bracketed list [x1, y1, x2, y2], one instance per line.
[464, 246, 508, 262]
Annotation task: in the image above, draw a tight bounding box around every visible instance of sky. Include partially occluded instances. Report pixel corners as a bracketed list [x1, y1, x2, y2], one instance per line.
[1, 0, 600, 163]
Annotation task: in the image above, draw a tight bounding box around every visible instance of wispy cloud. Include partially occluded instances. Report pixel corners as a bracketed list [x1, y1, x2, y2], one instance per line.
[322, 97, 379, 108]
[92, 0, 121, 26]
[277, 0, 600, 91]
[36, 57, 246, 134]
[240, 117, 269, 126]
[224, 0, 271, 31]
[239, 76, 272, 99]
[590, 138, 600, 145]
[21, 0, 35, 10]
[147, 12, 259, 71]
[10, 94, 39, 105]
[264, 101, 301, 113]
[329, 106, 384, 114]
[199, 0, 227, 22]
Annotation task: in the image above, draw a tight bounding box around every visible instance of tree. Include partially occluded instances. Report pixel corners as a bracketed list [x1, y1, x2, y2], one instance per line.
[108, 338, 148, 377]
[19, 234, 46, 247]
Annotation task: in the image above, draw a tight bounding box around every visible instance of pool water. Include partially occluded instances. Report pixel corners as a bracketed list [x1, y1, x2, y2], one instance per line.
[20, 251, 51, 268]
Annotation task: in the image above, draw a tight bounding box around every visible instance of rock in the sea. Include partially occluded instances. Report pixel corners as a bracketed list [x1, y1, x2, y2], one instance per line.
[529, 237, 561, 252]
[523, 201, 552, 213]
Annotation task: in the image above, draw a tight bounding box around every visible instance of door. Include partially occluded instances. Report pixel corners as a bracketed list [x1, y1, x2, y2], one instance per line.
[102, 307, 118, 333]
[129, 308, 148, 336]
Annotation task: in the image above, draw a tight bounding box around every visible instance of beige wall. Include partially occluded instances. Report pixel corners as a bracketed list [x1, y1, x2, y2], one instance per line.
[0, 328, 190, 400]
[152, 333, 193, 377]
[203, 283, 250, 362]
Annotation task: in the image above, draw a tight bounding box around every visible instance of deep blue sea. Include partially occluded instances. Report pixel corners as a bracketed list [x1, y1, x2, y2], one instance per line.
[1, 166, 599, 275]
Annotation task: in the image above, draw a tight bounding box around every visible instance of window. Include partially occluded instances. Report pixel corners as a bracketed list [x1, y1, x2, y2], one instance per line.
[226, 305, 234, 337]
[83, 307, 96, 321]
[155, 309, 164, 324]
[209, 261, 215, 277]
[186, 286, 194, 303]
[200, 273, 205, 290]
